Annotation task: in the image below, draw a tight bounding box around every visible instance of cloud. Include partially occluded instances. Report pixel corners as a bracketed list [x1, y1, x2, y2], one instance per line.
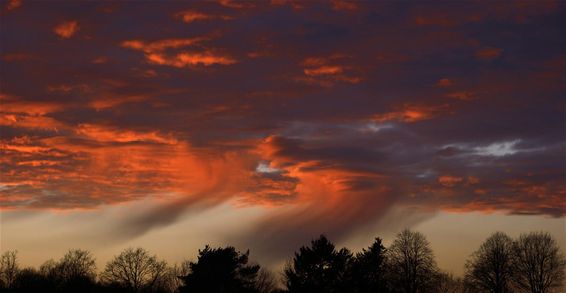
[146, 52, 236, 67]
[121, 38, 205, 53]
[304, 65, 343, 76]
[474, 140, 521, 157]
[1, 0, 565, 253]
[88, 94, 147, 110]
[1, 53, 33, 62]
[331, 0, 358, 11]
[438, 175, 464, 187]
[218, 0, 255, 9]
[435, 78, 453, 87]
[475, 47, 503, 60]
[4, 0, 21, 11]
[299, 55, 361, 86]
[53, 20, 79, 39]
[122, 37, 236, 68]
[175, 10, 233, 23]
[444, 91, 475, 101]
[372, 104, 449, 123]
[0, 94, 65, 115]
[75, 124, 178, 145]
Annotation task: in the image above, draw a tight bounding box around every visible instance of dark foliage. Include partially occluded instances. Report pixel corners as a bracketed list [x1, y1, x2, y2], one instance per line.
[178, 246, 261, 293]
[284, 235, 352, 293]
[348, 238, 390, 293]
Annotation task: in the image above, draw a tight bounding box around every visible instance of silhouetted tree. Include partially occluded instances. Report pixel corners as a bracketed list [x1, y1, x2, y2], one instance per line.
[0, 250, 19, 289]
[56, 249, 97, 291]
[23, 249, 98, 293]
[164, 260, 191, 292]
[348, 238, 390, 293]
[11, 267, 51, 293]
[464, 232, 514, 293]
[387, 229, 438, 293]
[178, 245, 261, 293]
[284, 235, 352, 293]
[437, 272, 464, 293]
[255, 268, 279, 293]
[100, 248, 168, 293]
[511, 232, 566, 293]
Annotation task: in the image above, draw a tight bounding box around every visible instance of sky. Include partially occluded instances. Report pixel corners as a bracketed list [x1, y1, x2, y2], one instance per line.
[0, 0, 565, 276]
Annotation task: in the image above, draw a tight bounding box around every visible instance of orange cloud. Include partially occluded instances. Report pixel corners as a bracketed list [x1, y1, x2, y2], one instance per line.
[53, 20, 79, 39]
[445, 91, 476, 101]
[75, 124, 178, 145]
[438, 175, 464, 187]
[475, 47, 503, 60]
[145, 52, 236, 67]
[270, 0, 304, 10]
[304, 65, 343, 76]
[0, 114, 63, 130]
[92, 56, 108, 64]
[331, 0, 358, 11]
[4, 0, 21, 11]
[438, 175, 480, 188]
[0, 53, 32, 62]
[175, 10, 232, 23]
[435, 78, 453, 87]
[17, 160, 58, 167]
[88, 94, 147, 110]
[218, 0, 255, 9]
[299, 55, 360, 86]
[122, 36, 235, 68]
[372, 104, 449, 123]
[121, 38, 205, 53]
[0, 94, 65, 115]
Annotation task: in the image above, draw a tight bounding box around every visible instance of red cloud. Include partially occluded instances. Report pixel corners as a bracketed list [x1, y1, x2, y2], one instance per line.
[372, 104, 449, 123]
[147, 52, 236, 68]
[121, 38, 205, 53]
[122, 37, 236, 68]
[444, 91, 476, 101]
[438, 175, 464, 187]
[218, 0, 255, 9]
[304, 65, 343, 76]
[475, 47, 503, 60]
[75, 124, 178, 145]
[299, 55, 361, 86]
[53, 20, 79, 39]
[4, 0, 21, 11]
[435, 78, 453, 87]
[331, 0, 358, 11]
[0, 94, 64, 115]
[175, 10, 233, 23]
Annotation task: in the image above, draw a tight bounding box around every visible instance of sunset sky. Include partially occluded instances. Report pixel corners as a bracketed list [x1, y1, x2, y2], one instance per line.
[1, 0, 565, 276]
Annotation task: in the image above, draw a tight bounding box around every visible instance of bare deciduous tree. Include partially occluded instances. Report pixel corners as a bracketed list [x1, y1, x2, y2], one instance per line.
[255, 268, 279, 293]
[387, 229, 439, 293]
[511, 232, 566, 293]
[57, 249, 97, 282]
[100, 247, 168, 293]
[163, 260, 191, 293]
[464, 232, 514, 293]
[0, 250, 19, 289]
[437, 272, 464, 293]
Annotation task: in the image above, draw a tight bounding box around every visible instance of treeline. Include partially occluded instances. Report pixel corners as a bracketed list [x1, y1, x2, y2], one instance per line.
[0, 230, 564, 293]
